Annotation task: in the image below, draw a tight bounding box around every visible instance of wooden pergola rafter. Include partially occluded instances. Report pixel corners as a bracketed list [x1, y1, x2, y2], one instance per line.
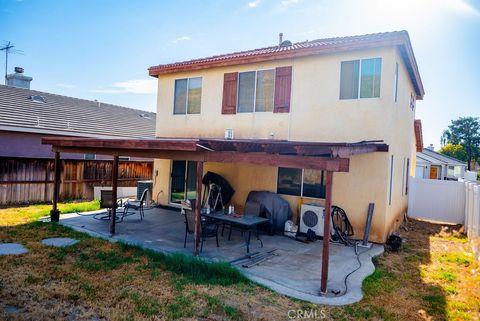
[42, 136, 388, 294]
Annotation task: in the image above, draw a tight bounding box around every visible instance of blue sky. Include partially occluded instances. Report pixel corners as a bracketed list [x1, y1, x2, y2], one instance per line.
[1, 0, 479, 147]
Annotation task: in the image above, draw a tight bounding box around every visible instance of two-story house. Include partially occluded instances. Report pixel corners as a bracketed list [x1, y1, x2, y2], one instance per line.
[148, 31, 425, 243]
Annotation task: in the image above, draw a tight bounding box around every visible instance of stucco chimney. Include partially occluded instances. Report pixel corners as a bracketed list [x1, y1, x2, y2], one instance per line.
[427, 144, 435, 151]
[6, 67, 32, 89]
[279, 32, 283, 46]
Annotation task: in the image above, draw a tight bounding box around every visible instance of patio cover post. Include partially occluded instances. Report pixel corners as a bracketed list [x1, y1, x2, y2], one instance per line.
[320, 171, 333, 294]
[110, 155, 119, 235]
[50, 151, 61, 222]
[193, 161, 203, 255]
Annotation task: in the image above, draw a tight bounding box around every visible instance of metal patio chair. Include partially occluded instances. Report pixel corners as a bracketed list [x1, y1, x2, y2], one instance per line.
[94, 190, 123, 221]
[182, 199, 219, 252]
[122, 188, 148, 220]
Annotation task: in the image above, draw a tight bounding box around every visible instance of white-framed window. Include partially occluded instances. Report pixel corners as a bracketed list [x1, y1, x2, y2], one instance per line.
[174, 77, 202, 115]
[394, 62, 399, 103]
[339, 57, 382, 99]
[277, 167, 325, 199]
[237, 69, 275, 113]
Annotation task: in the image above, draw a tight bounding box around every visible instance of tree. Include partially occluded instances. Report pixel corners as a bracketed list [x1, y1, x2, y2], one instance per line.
[441, 117, 480, 170]
[438, 143, 467, 162]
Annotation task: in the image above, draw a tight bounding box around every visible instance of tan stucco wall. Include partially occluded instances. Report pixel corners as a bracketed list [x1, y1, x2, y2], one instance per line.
[152, 46, 419, 243]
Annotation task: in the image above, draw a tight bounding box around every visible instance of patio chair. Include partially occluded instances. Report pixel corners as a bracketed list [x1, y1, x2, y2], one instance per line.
[94, 190, 123, 221]
[122, 188, 148, 220]
[182, 199, 219, 252]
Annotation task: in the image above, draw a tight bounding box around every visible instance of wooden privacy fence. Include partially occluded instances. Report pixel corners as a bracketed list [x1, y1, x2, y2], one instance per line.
[0, 157, 153, 205]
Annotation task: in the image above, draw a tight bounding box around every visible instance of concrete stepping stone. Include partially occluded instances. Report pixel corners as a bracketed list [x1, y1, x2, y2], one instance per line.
[0, 243, 28, 255]
[41, 237, 79, 247]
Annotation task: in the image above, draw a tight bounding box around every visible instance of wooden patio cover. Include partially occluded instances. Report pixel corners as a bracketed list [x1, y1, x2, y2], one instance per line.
[42, 136, 388, 294]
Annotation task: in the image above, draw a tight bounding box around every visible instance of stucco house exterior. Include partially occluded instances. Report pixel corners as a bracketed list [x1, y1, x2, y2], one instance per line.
[148, 31, 425, 243]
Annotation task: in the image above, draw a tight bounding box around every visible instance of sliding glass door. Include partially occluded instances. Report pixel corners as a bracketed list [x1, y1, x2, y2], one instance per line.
[170, 160, 197, 204]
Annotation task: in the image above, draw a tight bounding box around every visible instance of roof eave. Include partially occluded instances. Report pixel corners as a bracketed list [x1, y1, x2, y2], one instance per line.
[148, 32, 424, 99]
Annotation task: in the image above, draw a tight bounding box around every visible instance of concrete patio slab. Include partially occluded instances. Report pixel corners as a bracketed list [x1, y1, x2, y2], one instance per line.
[0, 243, 28, 255]
[59, 207, 383, 305]
[41, 237, 79, 247]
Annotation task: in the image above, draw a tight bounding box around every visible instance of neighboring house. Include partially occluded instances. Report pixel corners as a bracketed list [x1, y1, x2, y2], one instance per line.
[148, 31, 425, 243]
[0, 71, 156, 160]
[415, 147, 467, 180]
[0, 71, 156, 204]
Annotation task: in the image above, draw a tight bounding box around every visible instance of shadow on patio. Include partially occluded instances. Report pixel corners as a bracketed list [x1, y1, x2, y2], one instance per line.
[60, 206, 383, 305]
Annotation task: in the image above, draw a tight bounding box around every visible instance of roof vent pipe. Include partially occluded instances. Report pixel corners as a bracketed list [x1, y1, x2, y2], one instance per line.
[278, 32, 283, 46]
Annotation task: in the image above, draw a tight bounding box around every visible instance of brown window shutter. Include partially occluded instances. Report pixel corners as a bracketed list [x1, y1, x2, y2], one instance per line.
[274, 66, 292, 113]
[222, 72, 238, 114]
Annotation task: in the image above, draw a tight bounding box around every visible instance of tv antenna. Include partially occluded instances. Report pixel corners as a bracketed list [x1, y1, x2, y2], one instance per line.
[0, 41, 25, 85]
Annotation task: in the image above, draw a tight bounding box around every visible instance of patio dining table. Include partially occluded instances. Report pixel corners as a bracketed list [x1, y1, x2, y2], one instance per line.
[201, 210, 269, 253]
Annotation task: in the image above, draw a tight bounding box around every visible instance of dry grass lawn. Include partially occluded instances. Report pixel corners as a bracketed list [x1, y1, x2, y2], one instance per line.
[0, 204, 478, 320]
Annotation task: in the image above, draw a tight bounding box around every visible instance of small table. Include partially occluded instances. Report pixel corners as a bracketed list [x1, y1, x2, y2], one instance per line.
[202, 211, 269, 253]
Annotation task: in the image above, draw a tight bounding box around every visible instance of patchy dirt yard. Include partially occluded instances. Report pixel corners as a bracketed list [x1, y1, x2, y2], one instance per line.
[0, 205, 478, 320]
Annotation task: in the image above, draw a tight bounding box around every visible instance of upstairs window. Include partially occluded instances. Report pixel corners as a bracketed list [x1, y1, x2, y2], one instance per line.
[174, 77, 202, 114]
[237, 69, 275, 113]
[340, 58, 382, 99]
[222, 66, 291, 114]
[394, 62, 399, 103]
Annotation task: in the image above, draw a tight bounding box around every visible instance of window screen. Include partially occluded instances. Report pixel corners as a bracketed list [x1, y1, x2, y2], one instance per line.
[302, 169, 324, 198]
[237, 71, 256, 112]
[174, 79, 188, 114]
[340, 60, 360, 99]
[255, 69, 275, 112]
[360, 58, 381, 98]
[187, 77, 202, 114]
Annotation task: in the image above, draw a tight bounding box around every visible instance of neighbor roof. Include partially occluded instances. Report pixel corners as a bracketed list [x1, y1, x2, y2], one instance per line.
[422, 148, 467, 167]
[416, 152, 446, 166]
[0, 85, 156, 139]
[149, 31, 424, 99]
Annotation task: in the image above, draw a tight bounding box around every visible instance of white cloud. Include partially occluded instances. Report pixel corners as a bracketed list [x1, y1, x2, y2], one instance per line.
[280, 0, 299, 8]
[58, 83, 75, 89]
[248, 0, 261, 8]
[444, 0, 479, 15]
[172, 36, 191, 44]
[93, 79, 157, 94]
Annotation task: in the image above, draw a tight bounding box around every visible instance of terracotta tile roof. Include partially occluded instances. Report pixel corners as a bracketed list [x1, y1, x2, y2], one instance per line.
[149, 31, 424, 99]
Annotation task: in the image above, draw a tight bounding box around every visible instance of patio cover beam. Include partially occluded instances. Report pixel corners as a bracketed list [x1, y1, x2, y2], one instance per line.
[50, 147, 350, 172]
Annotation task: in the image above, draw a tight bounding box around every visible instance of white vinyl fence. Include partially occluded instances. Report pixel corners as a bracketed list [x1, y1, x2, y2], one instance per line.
[465, 182, 480, 239]
[408, 177, 480, 240]
[408, 177, 466, 224]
